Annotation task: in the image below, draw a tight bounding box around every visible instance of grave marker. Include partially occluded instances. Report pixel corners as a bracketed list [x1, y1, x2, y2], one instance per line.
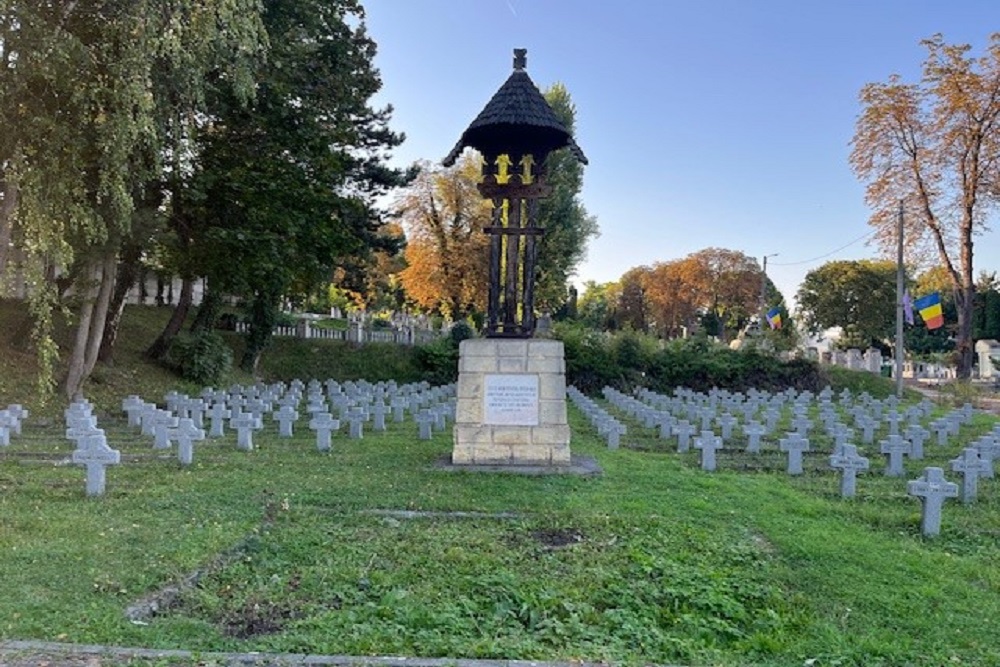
[829, 444, 869, 498]
[907, 467, 959, 537]
[71, 432, 121, 497]
[950, 447, 991, 504]
[779, 433, 810, 475]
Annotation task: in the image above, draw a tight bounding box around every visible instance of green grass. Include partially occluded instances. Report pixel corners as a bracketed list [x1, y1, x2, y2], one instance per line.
[2, 303, 1000, 665]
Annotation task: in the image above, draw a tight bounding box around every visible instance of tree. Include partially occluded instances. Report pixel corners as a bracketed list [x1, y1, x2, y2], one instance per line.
[577, 280, 618, 330]
[796, 260, 897, 349]
[614, 266, 651, 332]
[643, 257, 703, 338]
[149, 0, 408, 372]
[850, 33, 1000, 378]
[534, 84, 600, 313]
[397, 156, 491, 321]
[0, 1, 266, 400]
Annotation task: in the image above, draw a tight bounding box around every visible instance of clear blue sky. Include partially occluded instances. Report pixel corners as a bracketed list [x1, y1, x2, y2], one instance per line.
[363, 0, 1000, 309]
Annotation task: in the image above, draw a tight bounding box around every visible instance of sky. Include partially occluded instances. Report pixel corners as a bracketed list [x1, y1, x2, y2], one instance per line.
[363, 0, 1000, 310]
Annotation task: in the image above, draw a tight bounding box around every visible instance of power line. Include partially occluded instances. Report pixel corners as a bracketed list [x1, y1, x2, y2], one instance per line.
[770, 229, 878, 267]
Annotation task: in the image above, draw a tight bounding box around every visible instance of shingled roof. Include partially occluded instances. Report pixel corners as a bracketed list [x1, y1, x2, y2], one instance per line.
[443, 49, 588, 166]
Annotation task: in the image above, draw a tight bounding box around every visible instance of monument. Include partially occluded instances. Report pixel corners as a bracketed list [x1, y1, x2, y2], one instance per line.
[446, 49, 586, 467]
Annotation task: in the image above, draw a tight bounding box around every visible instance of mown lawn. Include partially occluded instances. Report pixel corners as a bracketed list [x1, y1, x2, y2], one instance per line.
[1, 395, 999, 667]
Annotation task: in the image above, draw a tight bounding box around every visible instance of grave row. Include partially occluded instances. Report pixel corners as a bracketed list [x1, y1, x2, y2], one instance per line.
[53, 379, 458, 497]
[584, 385, 989, 537]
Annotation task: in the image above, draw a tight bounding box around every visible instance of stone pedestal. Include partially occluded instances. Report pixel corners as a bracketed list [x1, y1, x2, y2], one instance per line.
[452, 338, 571, 466]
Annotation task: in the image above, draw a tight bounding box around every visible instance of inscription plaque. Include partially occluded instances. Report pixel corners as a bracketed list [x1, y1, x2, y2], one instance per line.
[484, 374, 539, 426]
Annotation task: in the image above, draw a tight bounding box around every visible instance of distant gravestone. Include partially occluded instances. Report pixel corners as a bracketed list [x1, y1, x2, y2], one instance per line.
[779, 433, 810, 475]
[207, 402, 231, 438]
[907, 467, 959, 537]
[694, 431, 723, 472]
[309, 412, 339, 452]
[743, 421, 765, 454]
[122, 395, 146, 428]
[231, 413, 260, 451]
[905, 425, 929, 460]
[880, 434, 911, 477]
[791, 415, 812, 437]
[172, 418, 205, 466]
[829, 444, 869, 498]
[717, 413, 737, 441]
[274, 405, 299, 438]
[415, 409, 435, 440]
[674, 420, 695, 453]
[950, 447, 991, 504]
[371, 402, 390, 433]
[72, 432, 121, 497]
[152, 410, 179, 450]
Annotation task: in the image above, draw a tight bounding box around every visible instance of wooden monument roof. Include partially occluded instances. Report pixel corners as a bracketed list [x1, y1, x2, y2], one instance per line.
[443, 49, 587, 166]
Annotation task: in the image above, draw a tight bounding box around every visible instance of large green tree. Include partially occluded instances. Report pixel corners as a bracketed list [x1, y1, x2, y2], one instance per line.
[850, 34, 1000, 378]
[0, 0, 265, 400]
[796, 259, 898, 349]
[536, 84, 599, 313]
[150, 0, 407, 372]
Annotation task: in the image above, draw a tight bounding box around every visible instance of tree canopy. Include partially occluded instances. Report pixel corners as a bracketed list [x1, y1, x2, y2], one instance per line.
[796, 259, 898, 349]
[850, 33, 1000, 377]
[0, 0, 267, 399]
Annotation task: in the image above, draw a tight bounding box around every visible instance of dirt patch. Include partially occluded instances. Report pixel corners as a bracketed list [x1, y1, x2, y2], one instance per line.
[531, 527, 583, 549]
[221, 598, 301, 639]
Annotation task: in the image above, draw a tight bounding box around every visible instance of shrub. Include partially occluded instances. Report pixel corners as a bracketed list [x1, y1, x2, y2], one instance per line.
[168, 331, 233, 386]
[415, 337, 459, 385]
[449, 321, 476, 346]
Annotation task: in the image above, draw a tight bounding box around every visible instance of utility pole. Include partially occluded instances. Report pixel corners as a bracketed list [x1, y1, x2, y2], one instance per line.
[895, 201, 905, 398]
[760, 253, 778, 333]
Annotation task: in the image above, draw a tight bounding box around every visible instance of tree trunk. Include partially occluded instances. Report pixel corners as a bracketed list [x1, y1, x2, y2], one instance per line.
[145, 276, 194, 360]
[98, 242, 143, 363]
[240, 290, 277, 374]
[190, 282, 223, 334]
[956, 284, 975, 379]
[64, 254, 117, 401]
[0, 180, 17, 276]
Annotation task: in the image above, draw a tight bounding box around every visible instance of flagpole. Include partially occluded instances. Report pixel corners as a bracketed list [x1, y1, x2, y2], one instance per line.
[895, 201, 905, 399]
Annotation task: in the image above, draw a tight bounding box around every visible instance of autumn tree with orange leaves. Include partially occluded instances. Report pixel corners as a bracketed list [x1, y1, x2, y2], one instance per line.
[397, 156, 491, 320]
[850, 33, 1000, 378]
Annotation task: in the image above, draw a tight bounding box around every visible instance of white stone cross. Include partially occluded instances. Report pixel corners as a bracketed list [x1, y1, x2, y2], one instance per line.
[779, 433, 810, 475]
[415, 410, 435, 440]
[694, 430, 723, 471]
[674, 420, 695, 453]
[5, 404, 27, 436]
[951, 447, 991, 504]
[207, 402, 231, 438]
[121, 395, 146, 428]
[152, 410, 179, 450]
[0, 410, 16, 446]
[907, 467, 958, 537]
[717, 413, 737, 441]
[829, 443, 869, 498]
[273, 405, 299, 438]
[743, 421, 765, 454]
[230, 412, 261, 451]
[309, 412, 339, 452]
[904, 425, 929, 460]
[71, 432, 121, 497]
[880, 434, 911, 477]
[371, 402, 390, 432]
[171, 418, 205, 466]
[791, 415, 812, 437]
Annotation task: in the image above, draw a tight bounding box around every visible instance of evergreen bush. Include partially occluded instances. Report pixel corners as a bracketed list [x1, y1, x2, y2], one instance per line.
[168, 330, 233, 386]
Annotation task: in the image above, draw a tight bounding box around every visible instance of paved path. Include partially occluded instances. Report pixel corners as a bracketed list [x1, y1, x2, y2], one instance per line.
[0, 640, 646, 667]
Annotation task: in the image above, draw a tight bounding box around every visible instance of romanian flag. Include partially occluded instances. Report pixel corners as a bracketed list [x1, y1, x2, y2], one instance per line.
[766, 307, 782, 330]
[914, 292, 944, 330]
